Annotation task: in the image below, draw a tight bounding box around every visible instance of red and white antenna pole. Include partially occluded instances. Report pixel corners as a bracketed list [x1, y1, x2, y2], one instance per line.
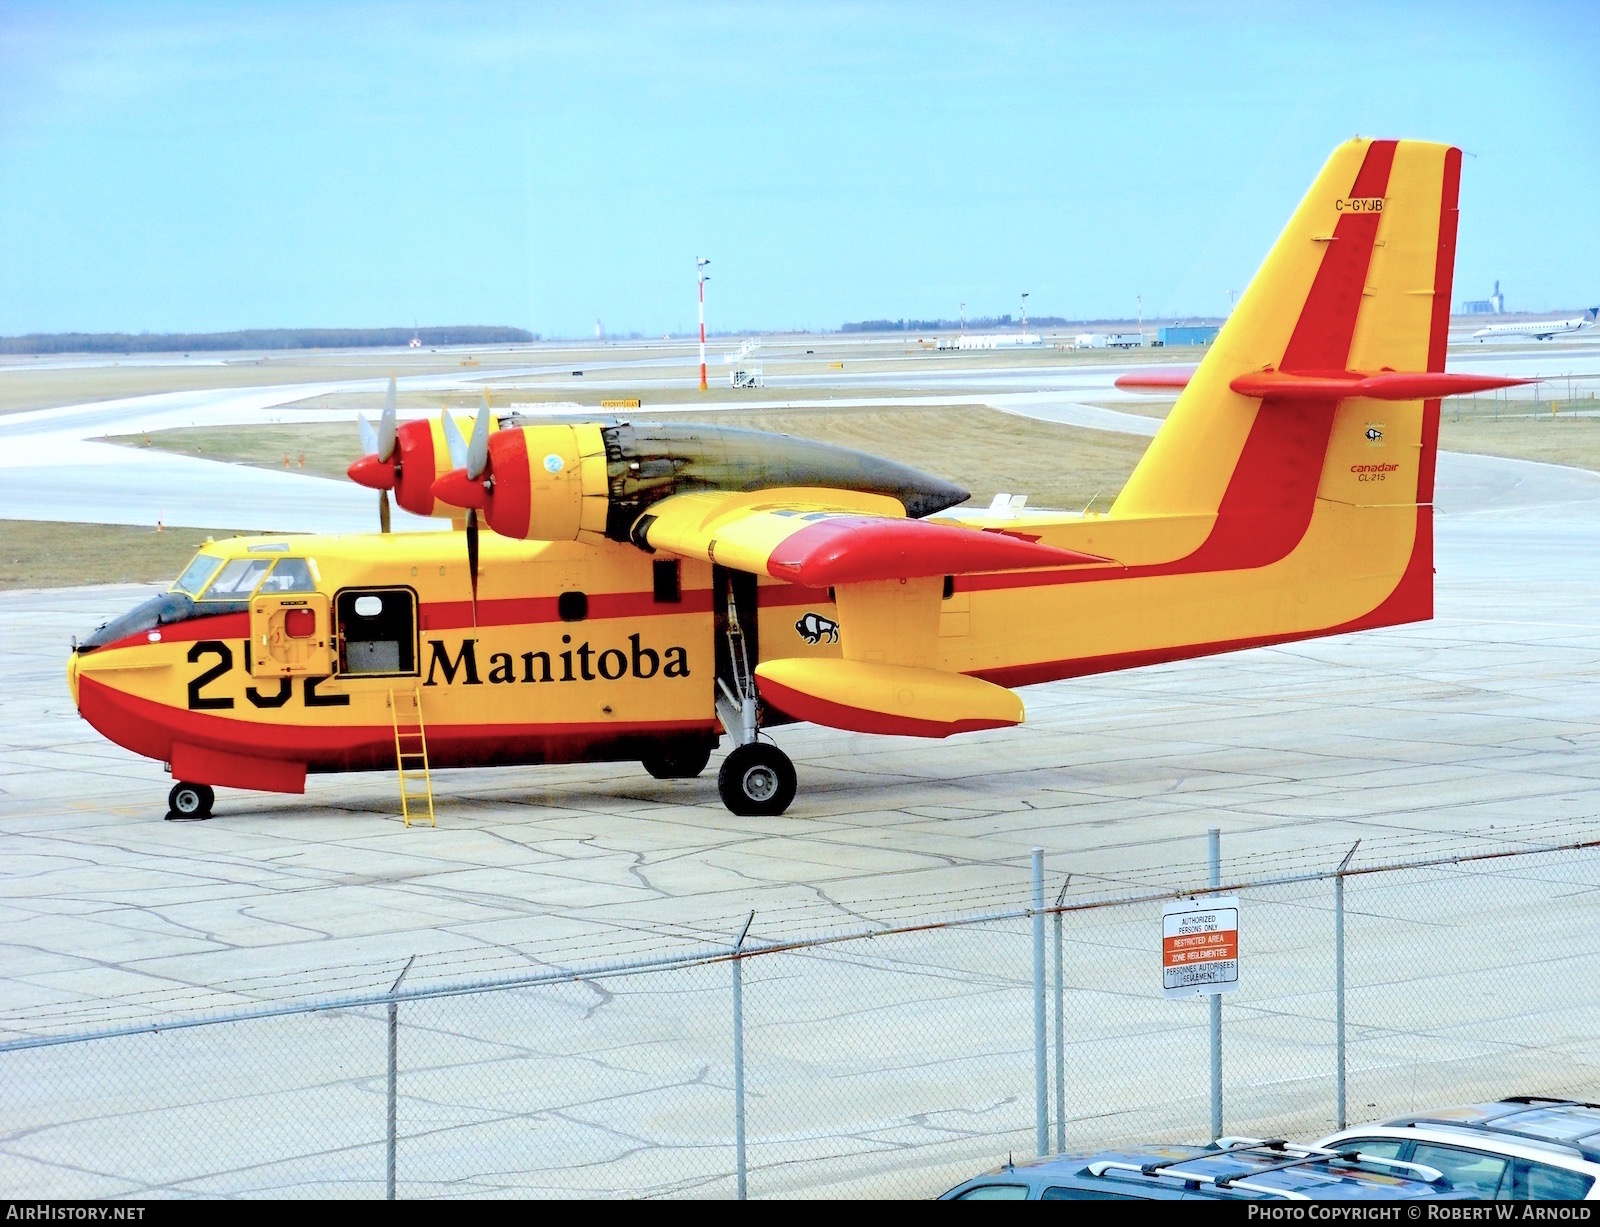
[697, 256, 711, 391]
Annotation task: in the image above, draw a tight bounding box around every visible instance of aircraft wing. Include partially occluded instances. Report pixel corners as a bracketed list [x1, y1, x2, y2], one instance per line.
[635, 487, 1111, 739]
[633, 486, 1110, 583]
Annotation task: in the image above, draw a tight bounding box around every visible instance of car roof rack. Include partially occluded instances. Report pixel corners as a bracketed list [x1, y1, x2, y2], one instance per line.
[1217, 1137, 1446, 1185]
[1388, 1105, 1600, 1163]
[1218, 1137, 1446, 1184]
[1085, 1158, 1309, 1201]
[1085, 1138, 1446, 1199]
[1501, 1096, 1600, 1112]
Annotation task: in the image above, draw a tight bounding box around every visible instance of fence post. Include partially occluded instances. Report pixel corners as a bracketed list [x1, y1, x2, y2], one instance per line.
[1207, 828, 1222, 1142]
[1335, 840, 1359, 1131]
[1032, 848, 1047, 1157]
[732, 911, 754, 1201]
[1053, 877, 1069, 1153]
[386, 955, 415, 1201]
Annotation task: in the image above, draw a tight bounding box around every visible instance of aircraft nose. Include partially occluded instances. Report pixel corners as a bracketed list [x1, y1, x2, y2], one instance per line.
[67, 649, 80, 708]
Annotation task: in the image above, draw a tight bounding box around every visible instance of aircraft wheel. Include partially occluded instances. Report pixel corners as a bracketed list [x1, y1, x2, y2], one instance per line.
[642, 741, 714, 780]
[717, 743, 796, 817]
[166, 782, 214, 821]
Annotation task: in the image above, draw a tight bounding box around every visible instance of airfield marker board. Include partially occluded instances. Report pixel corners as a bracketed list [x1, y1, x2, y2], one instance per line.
[1162, 896, 1240, 998]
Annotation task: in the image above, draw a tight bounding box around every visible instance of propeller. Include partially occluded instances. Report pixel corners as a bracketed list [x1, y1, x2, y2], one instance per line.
[350, 376, 400, 532]
[436, 394, 496, 625]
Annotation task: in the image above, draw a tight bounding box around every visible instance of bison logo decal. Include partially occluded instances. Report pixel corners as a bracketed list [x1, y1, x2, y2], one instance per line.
[795, 612, 839, 645]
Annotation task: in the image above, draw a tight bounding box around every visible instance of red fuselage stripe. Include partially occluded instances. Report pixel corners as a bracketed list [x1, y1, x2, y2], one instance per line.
[78, 675, 717, 773]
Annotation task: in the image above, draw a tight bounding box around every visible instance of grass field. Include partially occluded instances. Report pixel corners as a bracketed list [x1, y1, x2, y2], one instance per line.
[105, 424, 362, 483]
[1103, 396, 1600, 472]
[0, 520, 264, 590]
[1439, 398, 1600, 470]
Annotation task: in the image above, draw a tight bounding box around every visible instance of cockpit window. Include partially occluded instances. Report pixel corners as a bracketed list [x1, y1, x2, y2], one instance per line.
[258, 558, 316, 594]
[172, 553, 224, 597]
[204, 558, 273, 599]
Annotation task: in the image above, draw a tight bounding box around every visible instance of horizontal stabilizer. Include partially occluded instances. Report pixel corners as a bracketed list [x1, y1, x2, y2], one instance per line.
[767, 516, 1108, 586]
[1229, 369, 1532, 401]
[755, 658, 1023, 738]
[1114, 368, 1198, 391]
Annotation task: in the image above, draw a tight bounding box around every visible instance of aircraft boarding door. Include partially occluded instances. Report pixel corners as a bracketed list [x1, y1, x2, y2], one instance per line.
[249, 594, 334, 678]
[335, 588, 418, 676]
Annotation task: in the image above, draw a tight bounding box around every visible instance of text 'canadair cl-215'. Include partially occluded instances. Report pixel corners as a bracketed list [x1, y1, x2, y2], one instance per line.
[69, 138, 1530, 821]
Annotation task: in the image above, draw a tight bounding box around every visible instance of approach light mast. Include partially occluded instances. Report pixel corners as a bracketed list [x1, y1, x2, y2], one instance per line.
[697, 257, 711, 392]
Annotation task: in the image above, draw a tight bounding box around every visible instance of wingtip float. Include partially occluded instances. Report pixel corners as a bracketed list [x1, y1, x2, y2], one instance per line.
[71, 137, 1526, 820]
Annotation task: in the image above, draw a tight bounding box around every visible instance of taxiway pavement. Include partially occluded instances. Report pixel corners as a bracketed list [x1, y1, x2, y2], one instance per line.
[4, 341, 1600, 1196]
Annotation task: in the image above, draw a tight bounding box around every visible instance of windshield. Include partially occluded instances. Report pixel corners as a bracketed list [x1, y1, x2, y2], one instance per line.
[172, 552, 224, 597]
[203, 558, 273, 599]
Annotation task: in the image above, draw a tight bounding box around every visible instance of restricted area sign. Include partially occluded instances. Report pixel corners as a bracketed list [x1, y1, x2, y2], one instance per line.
[1161, 896, 1240, 998]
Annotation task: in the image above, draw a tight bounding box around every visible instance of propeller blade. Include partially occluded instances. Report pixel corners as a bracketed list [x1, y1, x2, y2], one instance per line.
[358, 414, 378, 457]
[378, 376, 398, 462]
[466, 395, 491, 481]
[466, 508, 480, 626]
[441, 409, 468, 471]
[379, 488, 392, 535]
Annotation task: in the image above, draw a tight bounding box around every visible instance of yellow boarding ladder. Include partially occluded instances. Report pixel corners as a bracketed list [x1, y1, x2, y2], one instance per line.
[389, 686, 435, 827]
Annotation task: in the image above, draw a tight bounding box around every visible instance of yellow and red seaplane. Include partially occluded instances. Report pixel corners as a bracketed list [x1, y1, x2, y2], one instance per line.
[69, 138, 1526, 819]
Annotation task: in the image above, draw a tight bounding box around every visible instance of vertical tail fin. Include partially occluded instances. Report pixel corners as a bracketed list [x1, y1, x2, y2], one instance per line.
[1113, 139, 1461, 527]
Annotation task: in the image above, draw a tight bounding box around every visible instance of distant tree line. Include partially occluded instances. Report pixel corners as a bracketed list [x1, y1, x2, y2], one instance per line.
[841, 315, 1223, 333]
[0, 326, 536, 355]
[841, 315, 1081, 332]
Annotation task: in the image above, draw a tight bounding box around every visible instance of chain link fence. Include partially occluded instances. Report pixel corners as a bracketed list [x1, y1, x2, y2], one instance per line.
[4, 831, 1599, 1199]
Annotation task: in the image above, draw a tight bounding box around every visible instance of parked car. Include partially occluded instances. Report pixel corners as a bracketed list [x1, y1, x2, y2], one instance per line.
[1318, 1096, 1600, 1200]
[939, 1137, 1457, 1200]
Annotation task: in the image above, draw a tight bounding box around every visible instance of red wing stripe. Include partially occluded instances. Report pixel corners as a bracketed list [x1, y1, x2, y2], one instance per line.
[767, 517, 1109, 586]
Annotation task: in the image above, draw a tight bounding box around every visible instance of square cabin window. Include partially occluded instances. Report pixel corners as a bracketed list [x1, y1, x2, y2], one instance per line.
[258, 558, 316, 594]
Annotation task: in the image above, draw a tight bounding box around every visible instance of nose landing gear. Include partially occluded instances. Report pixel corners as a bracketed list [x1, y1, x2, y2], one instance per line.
[166, 781, 215, 821]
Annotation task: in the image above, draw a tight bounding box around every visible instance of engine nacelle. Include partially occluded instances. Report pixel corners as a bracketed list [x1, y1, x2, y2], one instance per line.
[480, 424, 611, 541]
[435, 419, 970, 542]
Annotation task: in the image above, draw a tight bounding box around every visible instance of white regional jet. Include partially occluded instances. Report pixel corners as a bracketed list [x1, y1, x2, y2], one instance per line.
[1473, 307, 1598, 341]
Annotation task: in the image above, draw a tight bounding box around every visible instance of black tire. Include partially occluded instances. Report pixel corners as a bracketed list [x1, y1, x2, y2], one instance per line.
[642, 740, 714, 780]
[166, 781, 214, 821]
[717, 743, 796, 817]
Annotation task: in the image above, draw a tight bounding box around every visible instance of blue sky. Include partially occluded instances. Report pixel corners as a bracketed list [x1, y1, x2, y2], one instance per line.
[1, 1, 1596, 337]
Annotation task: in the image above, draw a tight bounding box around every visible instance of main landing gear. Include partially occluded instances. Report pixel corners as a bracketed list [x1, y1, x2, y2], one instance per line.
[641, 741, 714, 780]
[167, 781, 214, 821]
[719, 743, 796, 817]
[712, 583, 796, 817]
